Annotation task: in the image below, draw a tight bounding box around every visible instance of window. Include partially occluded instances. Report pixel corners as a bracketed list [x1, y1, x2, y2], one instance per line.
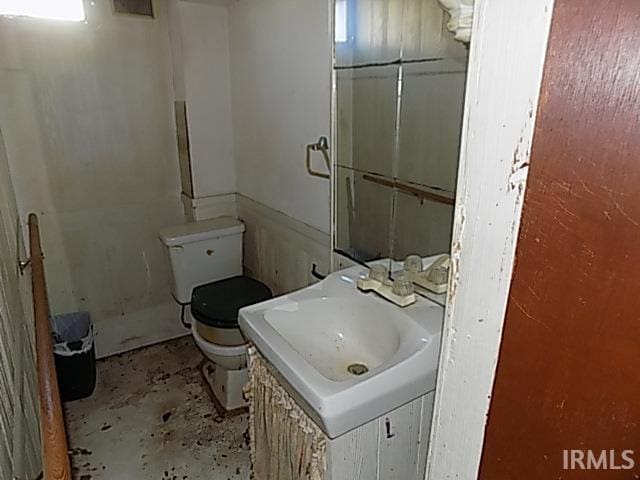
[335, 0, 348, 43]
[0, 0, 85, 21]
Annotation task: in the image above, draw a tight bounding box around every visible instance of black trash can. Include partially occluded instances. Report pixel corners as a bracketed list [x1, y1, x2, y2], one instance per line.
[50, 311, 96, 402]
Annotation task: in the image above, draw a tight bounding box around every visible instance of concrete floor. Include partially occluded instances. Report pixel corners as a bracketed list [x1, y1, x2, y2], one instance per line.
[65, 337, 251, 480]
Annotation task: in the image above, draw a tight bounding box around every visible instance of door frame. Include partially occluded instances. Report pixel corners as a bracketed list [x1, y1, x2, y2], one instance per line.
[425, 0, 555, 478]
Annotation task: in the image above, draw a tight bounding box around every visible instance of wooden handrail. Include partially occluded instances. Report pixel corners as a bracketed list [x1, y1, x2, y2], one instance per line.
[362, 173, 456, 206]
[28, 213, 71, 480]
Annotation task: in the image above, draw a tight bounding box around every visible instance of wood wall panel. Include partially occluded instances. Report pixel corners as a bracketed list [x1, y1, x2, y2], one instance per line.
[479, 0, 640, 478]
[0, 129, 41, 477]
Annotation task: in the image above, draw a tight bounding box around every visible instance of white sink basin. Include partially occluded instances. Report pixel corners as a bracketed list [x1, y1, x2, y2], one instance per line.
[239, 263, 444, 438]
[265, 296, 423, 382]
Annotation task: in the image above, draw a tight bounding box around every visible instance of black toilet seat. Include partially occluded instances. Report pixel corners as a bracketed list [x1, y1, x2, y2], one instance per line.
[190, 276, 273, 329]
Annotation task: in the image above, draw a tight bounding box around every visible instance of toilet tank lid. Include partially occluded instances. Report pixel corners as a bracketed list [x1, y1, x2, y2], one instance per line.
[159, 217, 245, 246]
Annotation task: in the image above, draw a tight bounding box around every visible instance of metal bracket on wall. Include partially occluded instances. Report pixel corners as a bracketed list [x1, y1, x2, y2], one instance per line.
[18, 257, 31, 275]
[306, 136, 331, 179]
[311, 263, 327, 280]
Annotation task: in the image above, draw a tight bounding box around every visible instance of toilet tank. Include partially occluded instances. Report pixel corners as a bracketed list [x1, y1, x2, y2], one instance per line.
[159, 217, 245, 304]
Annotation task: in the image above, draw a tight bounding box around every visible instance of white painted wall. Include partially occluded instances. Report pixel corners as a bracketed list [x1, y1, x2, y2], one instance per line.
[229, 0, 332, 234]
[237, 194, 330, 296]
[0, 2, 186, 357]
[0, 0, 331, 358]
[177, 1, 236, 198]
[184, 0, 238, 6]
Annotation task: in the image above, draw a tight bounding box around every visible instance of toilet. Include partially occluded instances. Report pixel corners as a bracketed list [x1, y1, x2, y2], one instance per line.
[159, 217, 272, 410]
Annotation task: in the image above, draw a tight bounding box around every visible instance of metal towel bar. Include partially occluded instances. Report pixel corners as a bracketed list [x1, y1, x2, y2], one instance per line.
[306, 136, 331, 179]
[362, 174, 455, 206]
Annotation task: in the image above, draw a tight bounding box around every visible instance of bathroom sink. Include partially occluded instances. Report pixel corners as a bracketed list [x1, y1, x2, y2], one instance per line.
[239, 262, 444, 438]
[264, 296, 424, 382]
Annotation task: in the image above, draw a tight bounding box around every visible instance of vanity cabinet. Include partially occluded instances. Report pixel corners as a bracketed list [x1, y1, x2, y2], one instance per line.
[247, 347, 435, 480]
[325, 392, 434, 480]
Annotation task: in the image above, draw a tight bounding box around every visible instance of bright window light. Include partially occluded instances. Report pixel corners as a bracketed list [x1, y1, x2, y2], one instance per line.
[335, 0, 348, 43]
[0, 0, 85, 21]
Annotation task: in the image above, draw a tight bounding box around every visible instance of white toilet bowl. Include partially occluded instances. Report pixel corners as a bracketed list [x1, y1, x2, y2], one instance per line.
[191, 322, 247, 370]
[192, 323, 250, 411]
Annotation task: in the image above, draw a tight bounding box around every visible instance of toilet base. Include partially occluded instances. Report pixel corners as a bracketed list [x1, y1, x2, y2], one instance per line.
[202, 360, 248, 411]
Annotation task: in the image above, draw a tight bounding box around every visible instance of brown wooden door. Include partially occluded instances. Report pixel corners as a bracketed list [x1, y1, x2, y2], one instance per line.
[479, 0, 640, 478]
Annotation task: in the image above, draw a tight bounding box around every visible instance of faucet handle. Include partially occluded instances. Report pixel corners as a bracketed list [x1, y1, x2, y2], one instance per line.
[368, 264, 389, 283]
[404, 255, 423, 273]
[392, 275, 414, 297]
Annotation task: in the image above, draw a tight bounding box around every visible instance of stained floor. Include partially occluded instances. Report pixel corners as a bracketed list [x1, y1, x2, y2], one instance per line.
[65, 336, 251, 480]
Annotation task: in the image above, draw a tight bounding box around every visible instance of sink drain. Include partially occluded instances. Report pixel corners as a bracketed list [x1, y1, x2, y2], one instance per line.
[347, 363, 369, 376]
